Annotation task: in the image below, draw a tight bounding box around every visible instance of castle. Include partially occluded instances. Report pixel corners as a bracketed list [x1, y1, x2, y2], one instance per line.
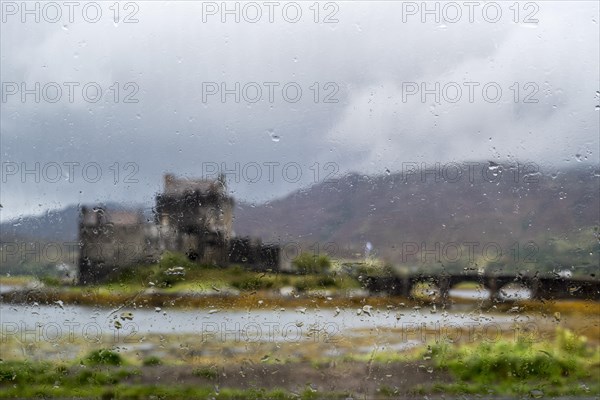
[78, 174, 280, 284]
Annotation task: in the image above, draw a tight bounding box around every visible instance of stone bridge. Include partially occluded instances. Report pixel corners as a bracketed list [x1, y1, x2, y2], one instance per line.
[361, 273, 600, 302]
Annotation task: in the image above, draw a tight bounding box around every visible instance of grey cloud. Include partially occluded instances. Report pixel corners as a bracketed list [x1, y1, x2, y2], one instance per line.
[1, 1, 598, 221]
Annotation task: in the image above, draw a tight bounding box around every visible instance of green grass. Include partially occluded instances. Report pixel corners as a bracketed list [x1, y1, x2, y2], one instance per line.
[141, 356, 162, 366]
[100, 252, 361, 294]
[0, 360, 138, 387]
[85, 349, 124, 366]
[426, 328, 600, 396]
[191, 365, 218, 379]
[0, 383, 342, 399]
[2, 334, 598, 398]
[0, 359, 350, 399]
[292, 253, 331, 274]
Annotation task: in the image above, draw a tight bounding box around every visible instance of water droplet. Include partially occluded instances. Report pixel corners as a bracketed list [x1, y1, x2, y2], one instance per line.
[553, 312, 561, 322]
[120, 312, 134, 320]
[529, 389, 544, 398]
[266, 129, 280, 142]
[580, 383, 590, 392]
[487, 161, 501, 176]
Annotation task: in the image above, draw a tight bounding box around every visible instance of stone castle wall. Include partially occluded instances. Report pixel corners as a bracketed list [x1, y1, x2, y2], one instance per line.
[78, 175, 280, 284]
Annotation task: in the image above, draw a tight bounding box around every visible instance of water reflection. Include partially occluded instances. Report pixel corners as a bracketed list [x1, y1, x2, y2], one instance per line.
[1, 302, 535, 341]
[449, 288, 532, 300]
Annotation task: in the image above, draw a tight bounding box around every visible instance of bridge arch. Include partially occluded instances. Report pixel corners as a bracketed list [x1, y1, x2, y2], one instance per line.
[447, 280, 490, 301]
[484, 275, 537, 301]
[365, 273, 600, 302]
[409, 279, 442, 302]
[495, 282, 533, 301]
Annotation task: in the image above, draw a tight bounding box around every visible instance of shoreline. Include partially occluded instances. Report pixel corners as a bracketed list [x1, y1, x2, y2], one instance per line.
[2, 286, 599, 315]
[0, 286, 518, 309]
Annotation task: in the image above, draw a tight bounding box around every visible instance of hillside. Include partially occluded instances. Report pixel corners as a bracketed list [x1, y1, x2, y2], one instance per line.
[233, 163, 600, 271]
[1, 163, 598, 273]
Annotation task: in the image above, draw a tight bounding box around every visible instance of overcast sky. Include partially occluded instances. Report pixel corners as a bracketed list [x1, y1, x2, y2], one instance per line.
[1, 1, 599, 221]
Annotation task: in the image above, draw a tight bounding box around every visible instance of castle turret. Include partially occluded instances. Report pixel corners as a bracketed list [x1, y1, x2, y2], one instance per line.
[155, 174, 233, 264]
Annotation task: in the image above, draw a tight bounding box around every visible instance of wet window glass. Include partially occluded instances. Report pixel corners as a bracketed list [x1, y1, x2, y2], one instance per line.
[1, 1, 599, 399]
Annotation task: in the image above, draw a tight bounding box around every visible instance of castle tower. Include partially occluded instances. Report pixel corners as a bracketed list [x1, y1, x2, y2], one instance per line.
[155, 174, 234, 264]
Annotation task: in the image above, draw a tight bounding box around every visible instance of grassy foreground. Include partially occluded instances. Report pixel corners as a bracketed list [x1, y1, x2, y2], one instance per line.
[1, 328, 598, 399]
[421, 327, 600, 397]
[3, 252, 374, 309]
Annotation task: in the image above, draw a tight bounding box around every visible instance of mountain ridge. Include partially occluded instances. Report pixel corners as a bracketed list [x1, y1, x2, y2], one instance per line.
[1, 163, 598, 269]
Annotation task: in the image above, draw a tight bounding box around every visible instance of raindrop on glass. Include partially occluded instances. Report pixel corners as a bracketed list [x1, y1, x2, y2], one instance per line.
[267, 129, 280, 142]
